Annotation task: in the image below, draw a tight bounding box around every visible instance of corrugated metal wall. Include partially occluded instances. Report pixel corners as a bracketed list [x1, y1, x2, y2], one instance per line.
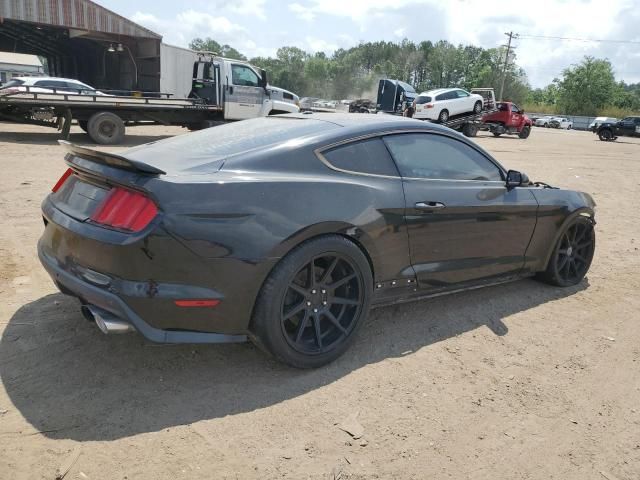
[0, 0, 160, 39]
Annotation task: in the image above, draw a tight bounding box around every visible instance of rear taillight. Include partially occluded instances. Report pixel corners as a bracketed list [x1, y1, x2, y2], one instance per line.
[426, 104, 434, 109]
[90, 187, 157, 232]
[52, 168, 73, 192]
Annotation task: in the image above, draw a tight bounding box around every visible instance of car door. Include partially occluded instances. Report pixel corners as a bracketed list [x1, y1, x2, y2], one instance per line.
[383, 132, 538, 290]
[224, 63, 265, 120]
[455, 89, 472, 115]
[510, 104, 522, 127]
[634, 117, 640, 136]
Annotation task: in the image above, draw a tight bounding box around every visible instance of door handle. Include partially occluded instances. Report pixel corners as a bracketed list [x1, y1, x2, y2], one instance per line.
[415, 201, 446, 210]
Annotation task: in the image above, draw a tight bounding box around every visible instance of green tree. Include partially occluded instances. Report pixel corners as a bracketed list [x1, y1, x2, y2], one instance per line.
[189, 37, 247, 60]
[557, 56, 617, 115]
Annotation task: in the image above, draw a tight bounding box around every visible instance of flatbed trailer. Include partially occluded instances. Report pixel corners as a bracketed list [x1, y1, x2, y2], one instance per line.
[0, 53, 300, 144]
[0, 89, 224, 144]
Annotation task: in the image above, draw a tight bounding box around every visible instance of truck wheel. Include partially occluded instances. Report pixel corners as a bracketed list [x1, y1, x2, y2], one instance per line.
[462, 123, 478, 137]
[598, 129, 613, 141]
[492, 131, 502, 137]
[473, 101, 482, 114]
[87, 112, 125, 145]
[518, 126, 531, 139]
[78, 120, 89, 133]
[438, 109, 449, 123]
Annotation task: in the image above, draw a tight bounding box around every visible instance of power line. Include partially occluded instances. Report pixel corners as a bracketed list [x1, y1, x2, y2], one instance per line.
[518, 34, 640, 45]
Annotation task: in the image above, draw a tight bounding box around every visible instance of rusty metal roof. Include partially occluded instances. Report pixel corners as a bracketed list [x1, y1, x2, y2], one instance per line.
[0, 0, 161, 39]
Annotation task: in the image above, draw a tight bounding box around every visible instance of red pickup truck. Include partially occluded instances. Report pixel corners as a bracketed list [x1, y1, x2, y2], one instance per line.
[481, 102, 533, 139]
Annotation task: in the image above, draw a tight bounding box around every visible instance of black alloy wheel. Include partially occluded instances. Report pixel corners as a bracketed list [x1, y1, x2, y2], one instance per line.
[598, 129, 613, 141]
[280, 253, 363, 355]
[539, 217, 595, 287]
[251, 235, 372, 368]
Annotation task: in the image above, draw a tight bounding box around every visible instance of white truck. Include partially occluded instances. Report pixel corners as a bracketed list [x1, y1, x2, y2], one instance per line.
[0, 45, 300, 144]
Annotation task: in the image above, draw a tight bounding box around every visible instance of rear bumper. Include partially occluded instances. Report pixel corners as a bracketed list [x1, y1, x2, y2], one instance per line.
[38, 245, 247, 344]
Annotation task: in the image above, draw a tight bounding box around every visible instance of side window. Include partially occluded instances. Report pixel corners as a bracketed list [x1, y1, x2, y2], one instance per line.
[511, 104, 520, 113]
[383, 133, 503, 181]
[321, 137, 399, 177]
[231, 65, 259, 87]
[456, 90, 469, 98]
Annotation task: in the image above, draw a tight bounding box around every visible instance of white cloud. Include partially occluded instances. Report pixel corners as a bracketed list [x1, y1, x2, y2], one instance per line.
[289, 3, 315, 22]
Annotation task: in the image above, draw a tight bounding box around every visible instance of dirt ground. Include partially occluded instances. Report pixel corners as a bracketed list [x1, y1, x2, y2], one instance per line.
[0, 121, 639, 480]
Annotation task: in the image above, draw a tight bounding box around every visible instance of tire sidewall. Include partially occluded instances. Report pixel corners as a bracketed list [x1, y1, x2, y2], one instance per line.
[251, 235, 373, 368]
[438, 109, 449, 123]
[473, 101, 482, 114]
[88, 112, 125, 145]
[545, 216, 595, 287]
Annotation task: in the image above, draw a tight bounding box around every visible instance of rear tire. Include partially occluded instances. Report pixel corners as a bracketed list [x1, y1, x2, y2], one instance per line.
[518, 126, 531, 139]
[87, 112, 125, 145]
[251, 235, 373, 368]
[438, 109, 449, 123]
[473, 101, 482, 114]
[537, 216, 595, 287]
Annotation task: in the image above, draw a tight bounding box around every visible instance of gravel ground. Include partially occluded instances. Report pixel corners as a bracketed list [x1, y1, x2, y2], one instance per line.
[0, 122, 639, 480]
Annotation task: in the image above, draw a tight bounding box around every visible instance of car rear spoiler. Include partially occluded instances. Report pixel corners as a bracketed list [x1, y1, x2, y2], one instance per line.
[58, 140, 166, 175]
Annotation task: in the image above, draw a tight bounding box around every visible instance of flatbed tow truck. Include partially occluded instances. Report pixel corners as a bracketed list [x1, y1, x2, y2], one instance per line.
[438, 89, 532, 139]
[0, 53, 299, 144]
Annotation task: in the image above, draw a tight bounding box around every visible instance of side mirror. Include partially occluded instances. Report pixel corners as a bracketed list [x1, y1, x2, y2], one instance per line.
[506, 170, 529, 188]
[259, 69, 268, 89]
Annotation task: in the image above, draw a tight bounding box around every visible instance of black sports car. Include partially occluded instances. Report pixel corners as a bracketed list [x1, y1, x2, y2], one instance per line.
[38, 114, 596, 368]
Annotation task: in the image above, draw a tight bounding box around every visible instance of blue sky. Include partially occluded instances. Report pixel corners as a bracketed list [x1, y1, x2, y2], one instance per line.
[100, 0, 640, 88]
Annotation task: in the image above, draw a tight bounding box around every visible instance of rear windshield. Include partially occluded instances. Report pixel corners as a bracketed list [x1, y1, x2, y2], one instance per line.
[0, 79, 24, 88]
[415, 96, 431, 104]
[122, 117, 338, 174]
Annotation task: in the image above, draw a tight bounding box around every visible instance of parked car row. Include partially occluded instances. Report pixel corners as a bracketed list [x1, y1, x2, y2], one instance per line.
[534, 115, 572, 129]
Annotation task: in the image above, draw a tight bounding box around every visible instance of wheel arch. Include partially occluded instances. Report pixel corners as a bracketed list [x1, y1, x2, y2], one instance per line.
[540, 207, 595, 271]
[247, 225, 377, 332]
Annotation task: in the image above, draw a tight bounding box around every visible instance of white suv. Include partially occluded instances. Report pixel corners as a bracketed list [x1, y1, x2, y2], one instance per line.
[0, 76, 107, 95]
[413, 88, 484, 122]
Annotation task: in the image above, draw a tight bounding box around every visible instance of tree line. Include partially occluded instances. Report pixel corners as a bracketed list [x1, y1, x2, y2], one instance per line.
[190, 37, 640, 117]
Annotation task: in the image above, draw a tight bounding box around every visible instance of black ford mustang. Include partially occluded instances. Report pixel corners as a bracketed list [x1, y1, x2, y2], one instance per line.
[38, 114, 596, 368]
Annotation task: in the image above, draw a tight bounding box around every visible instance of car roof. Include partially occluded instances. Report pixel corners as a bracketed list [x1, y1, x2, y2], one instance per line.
[15, 76, 89, 84]
[419, 88, 451, 96]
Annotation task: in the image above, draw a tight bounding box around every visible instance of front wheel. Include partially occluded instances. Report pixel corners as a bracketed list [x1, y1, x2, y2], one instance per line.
[598, 129, 613, 141]
[473, 101, 482, 114]
[518, 126, 531, 139]
[251, 235, 372, 368]
[537, 216, 595, 287]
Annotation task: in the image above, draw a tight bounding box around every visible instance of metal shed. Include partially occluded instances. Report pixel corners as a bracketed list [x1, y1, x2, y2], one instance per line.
[0, 0, 162, 92]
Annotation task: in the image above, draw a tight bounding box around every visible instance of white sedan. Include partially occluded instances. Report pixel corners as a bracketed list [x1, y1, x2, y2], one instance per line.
[0, 76, 108, 95]
[535, 116, 554, 127]
[413, 88, 484, 122]
[549, 117, 573, 129]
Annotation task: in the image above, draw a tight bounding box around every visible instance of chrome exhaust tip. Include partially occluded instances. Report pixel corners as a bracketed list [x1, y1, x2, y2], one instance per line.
[83, 305, 134, 334]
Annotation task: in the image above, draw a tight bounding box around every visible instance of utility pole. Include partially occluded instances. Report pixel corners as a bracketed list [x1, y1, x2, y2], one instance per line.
[499, 31, 518, 101]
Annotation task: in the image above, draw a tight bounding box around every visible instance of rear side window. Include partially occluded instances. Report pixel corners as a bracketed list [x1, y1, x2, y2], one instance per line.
[383, 133, 502, 181]
[435, 92, 447, 101]
[415, 96, 431, 104]
[456, 90, 469, 98]
[322, 138, 399, 176]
